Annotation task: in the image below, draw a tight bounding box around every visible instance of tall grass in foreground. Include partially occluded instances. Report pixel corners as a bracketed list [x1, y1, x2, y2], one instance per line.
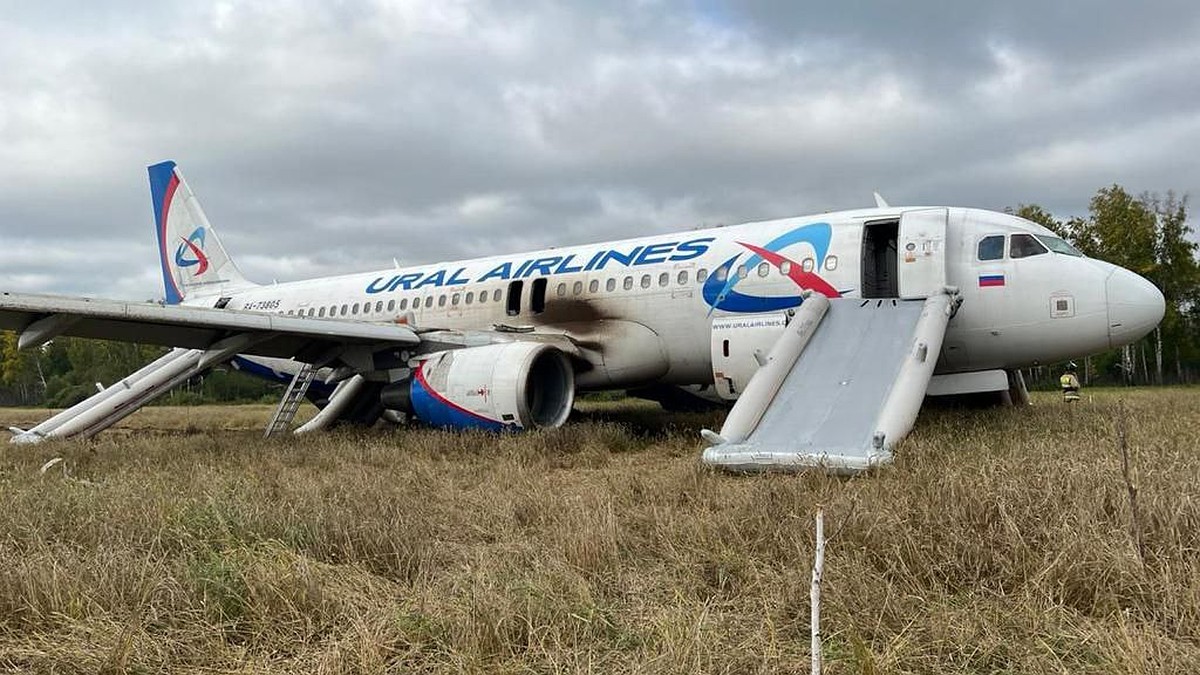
[0, 389, 1197, 673]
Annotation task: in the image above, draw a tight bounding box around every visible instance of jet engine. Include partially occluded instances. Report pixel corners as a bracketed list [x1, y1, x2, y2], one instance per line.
[381, 342, 575, 431]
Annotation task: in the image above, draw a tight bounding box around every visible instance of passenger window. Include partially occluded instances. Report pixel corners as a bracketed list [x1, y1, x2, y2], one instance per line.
[606, 278, 616, 292]
[340, 305, 348, 316]
[399, 298, 407, 310]
[478, 291, 487, 304]
[977, 235, 1005, 261]
[438, 295, 447, 307]
[589, 279, 599, 293]
[451, 293, 460, 305]
[677, 270, 688, 284]
[425, 296, 434, 308]
[376, 301, 384, 313]
[697, 269, 708, 282]
[387, 300, 395, 312]
[493, 289, 502, 303]
[780, 261, 791, 275]
[658, 272, 669, 287]
[757, 262, 770, 277]
[736, 265, 747, 279]
[715, 267, 728, 282]
[465, 292, 473, 305]
[825, 255, 838, 271]
[307, 308, 315, 317]
[802, 258, 815, 272]
[573, 280, 583, 295]
[641, 274, 651, 289]
[557, 283, 567, 297]
[624, 276, 634, 290]
[1010, 233, 1048, 259]
[351, 303, 359, 315]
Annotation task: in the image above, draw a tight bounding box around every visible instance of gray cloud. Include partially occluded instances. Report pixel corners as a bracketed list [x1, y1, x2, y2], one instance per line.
[1, 0, 1197, 299]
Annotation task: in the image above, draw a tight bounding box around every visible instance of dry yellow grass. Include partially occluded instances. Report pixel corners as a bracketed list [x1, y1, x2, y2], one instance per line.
[0, 389, 1197, 673]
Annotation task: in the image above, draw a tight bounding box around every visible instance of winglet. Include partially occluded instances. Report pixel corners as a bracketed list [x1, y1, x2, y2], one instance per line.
[873, 192, 890, 209]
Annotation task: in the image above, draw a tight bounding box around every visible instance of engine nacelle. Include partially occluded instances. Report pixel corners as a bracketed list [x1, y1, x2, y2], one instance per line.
[387, 342, 575, 431]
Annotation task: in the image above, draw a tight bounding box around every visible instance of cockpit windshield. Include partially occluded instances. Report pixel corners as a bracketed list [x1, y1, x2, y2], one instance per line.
[1035, 235, 1084, 257]
[1009, 233, 1048, 259]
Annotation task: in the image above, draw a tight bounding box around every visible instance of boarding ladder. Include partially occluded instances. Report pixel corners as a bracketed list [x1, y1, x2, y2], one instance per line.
[264, 363, 316, 437]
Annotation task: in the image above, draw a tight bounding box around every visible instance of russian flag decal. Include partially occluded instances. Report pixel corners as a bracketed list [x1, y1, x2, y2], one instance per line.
[979, 274, 1005, 287]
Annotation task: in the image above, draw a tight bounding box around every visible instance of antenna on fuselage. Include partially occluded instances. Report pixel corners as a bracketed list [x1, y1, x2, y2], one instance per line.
[873, 192, 890, 209]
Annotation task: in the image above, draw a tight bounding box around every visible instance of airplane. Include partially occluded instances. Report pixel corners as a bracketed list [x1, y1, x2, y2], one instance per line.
[0, 161, 1165, 473]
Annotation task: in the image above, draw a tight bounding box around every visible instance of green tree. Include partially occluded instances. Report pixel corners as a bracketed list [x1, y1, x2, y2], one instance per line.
[1087, 186, 1160, 271]
[1012, 203, 1068, 238]
[1, 331, 45, 404]
[1144, 192, 1200, 381]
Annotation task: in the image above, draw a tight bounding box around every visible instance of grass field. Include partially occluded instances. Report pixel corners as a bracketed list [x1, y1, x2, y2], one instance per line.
[0, 389, 1198, 673]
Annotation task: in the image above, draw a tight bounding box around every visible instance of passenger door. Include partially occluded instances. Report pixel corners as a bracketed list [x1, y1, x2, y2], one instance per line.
[897, 208, 947, 299]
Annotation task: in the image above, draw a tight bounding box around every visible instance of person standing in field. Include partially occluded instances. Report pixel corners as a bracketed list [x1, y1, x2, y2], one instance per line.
[1060, 362, 1081, 402]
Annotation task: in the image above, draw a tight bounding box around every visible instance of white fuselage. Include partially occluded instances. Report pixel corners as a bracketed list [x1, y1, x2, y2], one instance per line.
[196, 206, 1164, 389]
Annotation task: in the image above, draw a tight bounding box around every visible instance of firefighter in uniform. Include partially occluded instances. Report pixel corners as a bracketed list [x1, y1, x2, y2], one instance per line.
[1060, 362, 1081, 402]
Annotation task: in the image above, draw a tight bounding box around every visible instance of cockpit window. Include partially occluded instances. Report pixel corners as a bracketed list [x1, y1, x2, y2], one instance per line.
[1035, 235, 1084, 257]
[1010, 233, 1048, 259]
[977, 235, 1004, 261]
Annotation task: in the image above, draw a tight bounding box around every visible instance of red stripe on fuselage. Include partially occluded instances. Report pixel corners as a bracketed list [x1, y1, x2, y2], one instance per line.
[737, 241, 841, 298]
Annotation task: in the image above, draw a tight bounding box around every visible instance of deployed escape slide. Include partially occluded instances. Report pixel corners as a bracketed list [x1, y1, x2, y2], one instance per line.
[8, 350, 357, 444]
[701, 288, 959, 474]
[9, 348, 206, 443]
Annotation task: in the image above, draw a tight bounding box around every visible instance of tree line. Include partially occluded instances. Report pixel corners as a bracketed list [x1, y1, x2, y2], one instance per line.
[2, 182, 1196, 407]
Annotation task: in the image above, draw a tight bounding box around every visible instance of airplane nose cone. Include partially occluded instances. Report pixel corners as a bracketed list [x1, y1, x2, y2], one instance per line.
[1107, 268, 1165, 348]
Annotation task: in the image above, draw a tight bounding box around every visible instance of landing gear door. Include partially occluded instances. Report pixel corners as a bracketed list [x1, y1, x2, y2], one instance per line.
[897, 208, 947, 299]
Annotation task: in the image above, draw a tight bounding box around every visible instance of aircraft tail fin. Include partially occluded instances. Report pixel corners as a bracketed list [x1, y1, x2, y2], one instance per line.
[148, 160, 255, 304]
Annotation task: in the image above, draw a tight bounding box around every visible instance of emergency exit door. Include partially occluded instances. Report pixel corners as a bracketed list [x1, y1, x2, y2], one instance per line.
[897, 208, 947, 299]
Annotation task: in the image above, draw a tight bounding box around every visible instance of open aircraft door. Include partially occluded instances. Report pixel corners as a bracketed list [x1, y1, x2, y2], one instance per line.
[897, 208, 947, 299]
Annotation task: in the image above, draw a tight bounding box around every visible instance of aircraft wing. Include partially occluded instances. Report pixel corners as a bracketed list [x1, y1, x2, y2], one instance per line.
[0, 292, 420, 361]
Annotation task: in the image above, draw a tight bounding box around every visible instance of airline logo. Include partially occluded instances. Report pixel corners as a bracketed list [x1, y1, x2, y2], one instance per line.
[366, 237, 715, 293]
[175, 226, 210, 276]
[703, 222, 841, 313]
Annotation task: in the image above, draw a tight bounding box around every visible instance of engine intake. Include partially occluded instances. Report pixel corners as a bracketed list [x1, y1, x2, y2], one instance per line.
[385, 342, 575, 431]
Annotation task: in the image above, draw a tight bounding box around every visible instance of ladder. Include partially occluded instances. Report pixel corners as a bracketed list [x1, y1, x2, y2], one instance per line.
[264, 364, 317, 437]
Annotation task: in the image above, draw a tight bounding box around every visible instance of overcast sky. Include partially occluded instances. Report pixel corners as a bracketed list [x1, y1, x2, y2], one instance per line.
[2, 1, 1197, 300]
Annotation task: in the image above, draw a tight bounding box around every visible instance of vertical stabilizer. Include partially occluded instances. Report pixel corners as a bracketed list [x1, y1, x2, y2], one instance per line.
[148, 160, 254, 304]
